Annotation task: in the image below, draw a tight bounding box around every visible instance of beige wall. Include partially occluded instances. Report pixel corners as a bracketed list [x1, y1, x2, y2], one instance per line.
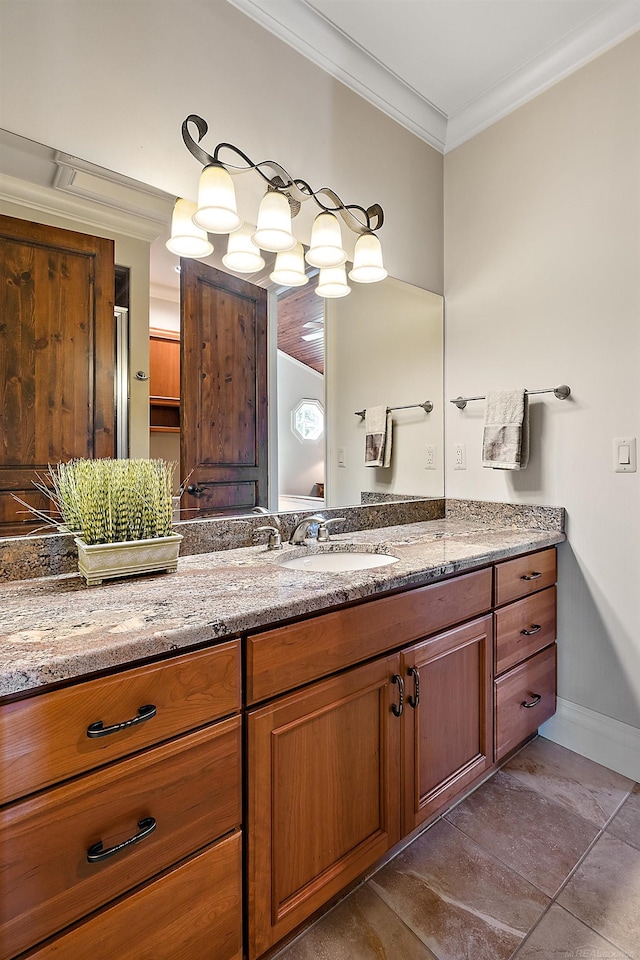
[327, 278, 444, 505]
[444, 35, 640, 739]
[0, 198, 151, 458]
[0, 0, 443, 295]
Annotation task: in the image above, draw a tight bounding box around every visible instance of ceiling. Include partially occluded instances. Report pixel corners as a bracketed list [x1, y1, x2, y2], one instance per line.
[228, 0, 640, 152]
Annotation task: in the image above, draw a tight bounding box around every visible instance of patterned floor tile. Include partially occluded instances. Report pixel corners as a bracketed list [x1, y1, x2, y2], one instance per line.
[445, 770, 599, 896]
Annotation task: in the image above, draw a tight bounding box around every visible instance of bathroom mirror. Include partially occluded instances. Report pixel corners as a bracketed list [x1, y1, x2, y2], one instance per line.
[0, 129, 444, 538]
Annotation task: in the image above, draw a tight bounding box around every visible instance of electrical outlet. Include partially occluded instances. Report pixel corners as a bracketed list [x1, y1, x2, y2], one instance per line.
[454, 444, 466, 470]
[425, 445, 436, 469]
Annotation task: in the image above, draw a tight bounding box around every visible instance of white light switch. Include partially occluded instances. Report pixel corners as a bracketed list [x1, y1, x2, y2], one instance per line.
[337, 446, 346, 467]
[614, 437, 637, 473]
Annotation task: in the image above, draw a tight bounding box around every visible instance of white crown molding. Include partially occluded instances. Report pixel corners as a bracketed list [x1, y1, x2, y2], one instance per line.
[540, 697, 640, 782]
[0, 173, 167, 242]
[150, 281, 180, 304]
[225, 0, 447, 153]
[227, 0, 640, 156]
[446, 0, 640, 151]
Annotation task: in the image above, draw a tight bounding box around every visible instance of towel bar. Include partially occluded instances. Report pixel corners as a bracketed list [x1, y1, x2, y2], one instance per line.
[355, 400, 433, 420]
[450, 385, 571, 411]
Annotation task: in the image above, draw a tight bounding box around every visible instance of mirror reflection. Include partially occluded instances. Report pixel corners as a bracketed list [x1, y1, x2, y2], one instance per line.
[0, 129, 444, 539]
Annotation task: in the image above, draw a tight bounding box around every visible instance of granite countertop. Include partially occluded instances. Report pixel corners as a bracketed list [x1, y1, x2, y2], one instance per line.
[0, 518, 565, 699]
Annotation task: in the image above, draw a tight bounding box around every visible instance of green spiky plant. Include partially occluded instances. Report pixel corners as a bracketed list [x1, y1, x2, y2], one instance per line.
[16, 459, 176, 545]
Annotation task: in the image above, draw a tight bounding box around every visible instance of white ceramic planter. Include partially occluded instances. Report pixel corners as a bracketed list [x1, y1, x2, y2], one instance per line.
[74, 534, 183, 586]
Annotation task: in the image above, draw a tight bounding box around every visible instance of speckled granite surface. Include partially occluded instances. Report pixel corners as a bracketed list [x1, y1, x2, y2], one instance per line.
[0, 498, 445, 583]
[0, 516, 565, 698]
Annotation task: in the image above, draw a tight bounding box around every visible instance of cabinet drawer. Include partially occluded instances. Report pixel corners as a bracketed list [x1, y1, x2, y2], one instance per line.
[494, 586, 556, 675]
[0, 639, 240, 804]
[247, 568, 492, 704]
[494, 548, 556, 606]
[0, 716, 241, 960]
[21, 832, 243, 960]
[494, 644, 556, 762]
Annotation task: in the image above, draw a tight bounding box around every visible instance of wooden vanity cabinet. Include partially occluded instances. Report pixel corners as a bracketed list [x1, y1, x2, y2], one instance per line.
[246, 571, 494, 959]
[1, 640, 243, 960]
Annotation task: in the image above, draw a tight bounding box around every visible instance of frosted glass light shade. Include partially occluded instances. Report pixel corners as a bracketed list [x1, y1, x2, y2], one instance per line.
[348, 233, 388, 283]
[252, 191, 296, 252]
[305, 212, 347, 268]
[166, 199, 214, 258]
[192, 164, 242, 234]
[222, 224, 265, 273]
[316, 264, 351, 298]
[270, 243, 308, 286]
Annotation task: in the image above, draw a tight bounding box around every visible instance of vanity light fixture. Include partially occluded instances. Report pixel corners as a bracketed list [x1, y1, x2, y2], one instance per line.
[167, 115, 386, 296]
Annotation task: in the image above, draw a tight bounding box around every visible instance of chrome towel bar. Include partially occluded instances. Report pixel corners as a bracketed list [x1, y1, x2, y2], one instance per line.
[450, 385, 571, 411]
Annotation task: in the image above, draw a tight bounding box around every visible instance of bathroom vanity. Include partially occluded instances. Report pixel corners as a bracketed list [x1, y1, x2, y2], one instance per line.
[0, 513, 562, 959]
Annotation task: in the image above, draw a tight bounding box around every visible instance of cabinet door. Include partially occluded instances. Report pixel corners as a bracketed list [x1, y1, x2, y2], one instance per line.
[247, 654, 402, 959]
[402, 615, 493, 834]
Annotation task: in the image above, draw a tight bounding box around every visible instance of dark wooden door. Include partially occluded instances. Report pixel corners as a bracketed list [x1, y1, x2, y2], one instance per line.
[401, 615, 493, 833]
[247, 654, 402, 959]
[0, 215, 115, 536]
[180, 260, 268, 517]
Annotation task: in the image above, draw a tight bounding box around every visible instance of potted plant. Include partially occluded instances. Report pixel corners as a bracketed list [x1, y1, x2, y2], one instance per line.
[16, 459, 182, 586]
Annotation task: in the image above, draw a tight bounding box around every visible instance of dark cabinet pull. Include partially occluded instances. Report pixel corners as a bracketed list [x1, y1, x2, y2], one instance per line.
[520, 624, 542, 636]
[520, 571, 542, 581]
[407, 666, 420, 708]
[86, 704, 157, 739]
[87, 816, 157, 863]
[186, 483, 203, 496]
[521, 693, 542, 709]
[391, 674, 404, 717]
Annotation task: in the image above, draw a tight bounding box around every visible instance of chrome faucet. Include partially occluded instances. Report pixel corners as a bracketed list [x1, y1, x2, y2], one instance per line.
[289, 514, 327, 545]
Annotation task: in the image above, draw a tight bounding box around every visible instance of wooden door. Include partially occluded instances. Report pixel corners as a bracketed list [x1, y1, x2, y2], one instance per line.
[0, 215, 115, 536]
[402, 615, 493, 833]
[180, 260, 268, 517]
[247, 654, 402, 959]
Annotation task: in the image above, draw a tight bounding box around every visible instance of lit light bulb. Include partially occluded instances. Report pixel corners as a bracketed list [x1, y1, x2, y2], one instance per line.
[306, 212, 347, 268]
[316, 264, 350, 298]
[348, 233, 388, 283]
[252, 191, 296, 252]
[270, 243, 308, 286]
[222, 224, 265, 273]
[165, 198, 214, 258]
[192, 164, 242, 234]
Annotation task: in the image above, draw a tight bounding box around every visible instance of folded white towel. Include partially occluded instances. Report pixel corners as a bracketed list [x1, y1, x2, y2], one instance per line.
[365, 406, 392, 468]
[482, 390, 529, 470]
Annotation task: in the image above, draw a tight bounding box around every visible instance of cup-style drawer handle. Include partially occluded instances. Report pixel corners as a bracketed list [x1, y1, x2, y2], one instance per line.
[521, 693, 542, 709]
[87, 816, 157, 863]
[520, 624, 542, 636]
[521, 572, 542, 581]
[86, 704, 157, 739]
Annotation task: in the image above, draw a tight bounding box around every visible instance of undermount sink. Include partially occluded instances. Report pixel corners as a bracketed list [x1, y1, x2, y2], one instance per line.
[280, 551, 399, 572]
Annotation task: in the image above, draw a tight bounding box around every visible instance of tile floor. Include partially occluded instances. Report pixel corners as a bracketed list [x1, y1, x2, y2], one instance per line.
[275, 737, 640, 960]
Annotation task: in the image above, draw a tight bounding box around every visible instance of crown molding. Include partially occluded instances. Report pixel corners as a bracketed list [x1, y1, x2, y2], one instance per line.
[150, 281, 180, 303]
[446, 0, 640, 151]
[225, 0, 447, 153]
[227, 0, 640, 156]
[0, 173, 168, 242]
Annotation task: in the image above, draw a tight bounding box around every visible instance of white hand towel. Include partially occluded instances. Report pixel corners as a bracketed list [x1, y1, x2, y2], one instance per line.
[365, 406, 392, 468]
[482, 390, 529, 470]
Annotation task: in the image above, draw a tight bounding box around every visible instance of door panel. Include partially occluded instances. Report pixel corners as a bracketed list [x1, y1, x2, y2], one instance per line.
[402, 615, 493, 833]
[247, 654, 402, 959]
[180, 261, 268, 517]
[0, 215, 115, 535]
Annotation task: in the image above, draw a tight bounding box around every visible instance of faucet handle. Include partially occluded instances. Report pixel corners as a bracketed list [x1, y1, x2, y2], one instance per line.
[254, 525, 283, 550]
[316, 518, 346, 542]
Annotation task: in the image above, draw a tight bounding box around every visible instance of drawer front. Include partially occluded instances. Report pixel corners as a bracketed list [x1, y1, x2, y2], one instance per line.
[495, 548, 557, 606]
[494, 644, 556, 762]
[0, 717, 241, 960]
[247, 568, 492, 704]
[0, 639, 240, 804]
[22, 832, 243, 960]
[494, 586, 556, 676]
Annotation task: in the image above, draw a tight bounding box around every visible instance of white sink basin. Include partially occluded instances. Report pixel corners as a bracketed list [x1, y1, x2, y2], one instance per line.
[280, 551, 399, 572]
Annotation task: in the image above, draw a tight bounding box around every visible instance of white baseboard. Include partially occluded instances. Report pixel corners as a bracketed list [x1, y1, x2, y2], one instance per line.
[539, 698, 640, 782]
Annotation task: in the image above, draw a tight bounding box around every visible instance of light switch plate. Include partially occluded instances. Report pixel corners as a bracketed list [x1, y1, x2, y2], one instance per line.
[614, 437, 637, 473]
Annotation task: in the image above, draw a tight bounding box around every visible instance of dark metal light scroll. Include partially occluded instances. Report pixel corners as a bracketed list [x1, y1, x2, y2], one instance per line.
[181, 114, 384, 236]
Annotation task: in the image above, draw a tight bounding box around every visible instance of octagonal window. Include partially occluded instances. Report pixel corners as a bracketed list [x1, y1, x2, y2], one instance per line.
[292, 399, 324, 442]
